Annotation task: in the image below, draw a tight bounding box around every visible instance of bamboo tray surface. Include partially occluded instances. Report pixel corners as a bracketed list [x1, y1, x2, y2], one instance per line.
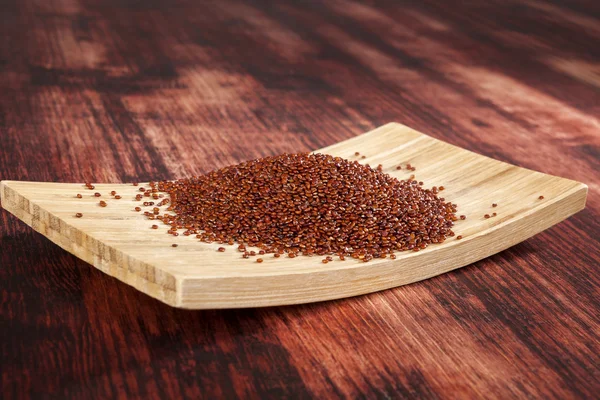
[0, 123, 587, 308]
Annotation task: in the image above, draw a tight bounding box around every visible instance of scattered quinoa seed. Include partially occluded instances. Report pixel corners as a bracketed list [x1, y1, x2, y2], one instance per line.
[75, 213, 83, 218]
[539, 195, 544, 200]
[99, 201, 107, 207]
[218, 247, 226, 252]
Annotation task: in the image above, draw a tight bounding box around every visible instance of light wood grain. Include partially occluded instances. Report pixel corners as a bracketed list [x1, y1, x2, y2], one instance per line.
[0, 123, 587, 309]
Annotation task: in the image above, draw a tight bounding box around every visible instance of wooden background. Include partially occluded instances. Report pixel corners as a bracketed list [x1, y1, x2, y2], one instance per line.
[1, 0, 599, 398]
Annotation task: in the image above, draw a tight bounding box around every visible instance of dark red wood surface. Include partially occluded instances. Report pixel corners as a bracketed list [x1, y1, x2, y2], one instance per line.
[1, 0, 599, 398]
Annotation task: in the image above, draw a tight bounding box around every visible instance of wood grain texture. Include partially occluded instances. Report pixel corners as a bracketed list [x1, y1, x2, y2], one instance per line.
[0, 123, 588, 308]
[0, 0, 598, 398]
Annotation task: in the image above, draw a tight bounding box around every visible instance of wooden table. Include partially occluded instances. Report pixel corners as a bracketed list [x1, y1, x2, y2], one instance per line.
[1, 0, 599, 398]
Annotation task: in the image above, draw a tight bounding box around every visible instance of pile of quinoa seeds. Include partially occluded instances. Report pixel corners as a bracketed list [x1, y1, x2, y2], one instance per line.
[136, 153, 459, 263]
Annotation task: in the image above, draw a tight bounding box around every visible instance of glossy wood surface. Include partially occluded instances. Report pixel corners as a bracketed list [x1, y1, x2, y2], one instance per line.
[1, 0, 599, 398]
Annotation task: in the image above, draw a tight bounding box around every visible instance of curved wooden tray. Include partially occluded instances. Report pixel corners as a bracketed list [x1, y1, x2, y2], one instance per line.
[0, 123, 587, 309]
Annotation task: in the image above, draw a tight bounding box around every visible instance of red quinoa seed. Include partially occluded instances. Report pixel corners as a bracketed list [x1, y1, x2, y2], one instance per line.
[135, 153, 458, 262]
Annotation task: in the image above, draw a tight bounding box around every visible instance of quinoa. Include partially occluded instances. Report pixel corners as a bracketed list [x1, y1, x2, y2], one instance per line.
[140, 153, 458, 261]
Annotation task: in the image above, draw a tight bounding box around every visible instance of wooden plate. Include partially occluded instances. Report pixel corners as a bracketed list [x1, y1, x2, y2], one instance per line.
[0, 123, 587, 309]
